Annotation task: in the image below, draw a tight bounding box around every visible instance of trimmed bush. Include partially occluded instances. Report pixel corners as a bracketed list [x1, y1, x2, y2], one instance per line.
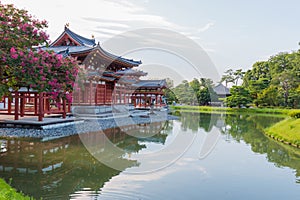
[289, 110, 300, 119]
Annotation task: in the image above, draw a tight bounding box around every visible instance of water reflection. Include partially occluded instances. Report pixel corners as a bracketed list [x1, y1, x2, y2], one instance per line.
[179, 112, 300, 183]
[1, 112, 300, 199]
[0, 121, 169, 199]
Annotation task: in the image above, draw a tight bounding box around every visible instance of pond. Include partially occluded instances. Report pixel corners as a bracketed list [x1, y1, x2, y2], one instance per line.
[1, 112, 300, 200]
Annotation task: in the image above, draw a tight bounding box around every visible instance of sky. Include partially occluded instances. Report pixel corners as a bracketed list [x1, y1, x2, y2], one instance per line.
[2, 0, 300, 84]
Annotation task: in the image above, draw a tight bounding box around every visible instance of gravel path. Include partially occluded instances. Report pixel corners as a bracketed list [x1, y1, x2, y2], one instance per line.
[0, 114, 179, 139]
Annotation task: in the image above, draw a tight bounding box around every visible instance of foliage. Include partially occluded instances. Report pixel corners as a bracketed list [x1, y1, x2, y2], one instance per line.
[225, 86, 252, 108]
[171, 78, 217, 106]
[265, 118, 300, 147]
[163, 78, 178, 104]
[0, 178, 33, 200]
[242, 51, 300, 108]
[220, 69, 235, 87]
[172, 80, 197, 105]
[289, 110, 300, 119]
[0, 2, 81, 103]
[170, 105, 292, 116]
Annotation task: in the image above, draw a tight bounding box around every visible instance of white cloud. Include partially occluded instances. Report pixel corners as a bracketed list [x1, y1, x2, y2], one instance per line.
[2, 0, 215, 53]
[198, 22, 215, 32]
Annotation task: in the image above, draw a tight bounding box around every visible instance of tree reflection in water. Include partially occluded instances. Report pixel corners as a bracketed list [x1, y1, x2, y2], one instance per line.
[178, 111, 300, 183]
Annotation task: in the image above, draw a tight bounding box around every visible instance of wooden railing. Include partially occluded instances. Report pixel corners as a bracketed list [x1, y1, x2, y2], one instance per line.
[0, 92, 70, 121]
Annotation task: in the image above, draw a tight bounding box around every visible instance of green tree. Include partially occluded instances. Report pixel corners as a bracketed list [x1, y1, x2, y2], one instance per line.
[225, 86, 252, 108]
[233, 69, 245, 85]
[248, 78, 270, 106]
[272, 71, 299, 107]
[163, 78, 177, 104]
[173, 80, 196, 105]
[257, 85, 283, 107]
[221, 69, 235, 87]
[243, 61, 270, 87]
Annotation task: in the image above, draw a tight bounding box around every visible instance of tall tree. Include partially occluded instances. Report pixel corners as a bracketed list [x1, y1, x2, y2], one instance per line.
[220, 69, 235, 87]
[233, 69, 245, 85]
[272, 71, 299, 107]
[225, 86, 251, 108]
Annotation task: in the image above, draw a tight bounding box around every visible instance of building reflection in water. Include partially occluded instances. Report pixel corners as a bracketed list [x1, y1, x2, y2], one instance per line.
[0, 120, 170, 200]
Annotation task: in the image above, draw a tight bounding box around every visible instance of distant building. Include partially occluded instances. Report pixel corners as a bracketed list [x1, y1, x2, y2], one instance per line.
[213, 83, 231, 99]
[212, 83, 231, 106]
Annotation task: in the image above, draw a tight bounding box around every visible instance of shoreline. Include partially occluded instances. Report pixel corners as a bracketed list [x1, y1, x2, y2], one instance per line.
[264, 118, 300, 149]
[0, 114, 178, 139]
[170, 105, 298, 116]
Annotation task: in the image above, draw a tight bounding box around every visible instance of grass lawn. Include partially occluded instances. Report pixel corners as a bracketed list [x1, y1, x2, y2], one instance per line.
[265, 118, 300, 147]
[0, 178, 33, 200]
[170, 105, 295, 115]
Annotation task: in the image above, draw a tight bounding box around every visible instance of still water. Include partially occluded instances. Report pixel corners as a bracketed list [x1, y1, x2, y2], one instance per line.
[1, 112, 300, 199]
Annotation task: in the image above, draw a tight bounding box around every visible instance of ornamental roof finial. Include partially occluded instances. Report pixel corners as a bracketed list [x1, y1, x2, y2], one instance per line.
[65, 23, 70, 29]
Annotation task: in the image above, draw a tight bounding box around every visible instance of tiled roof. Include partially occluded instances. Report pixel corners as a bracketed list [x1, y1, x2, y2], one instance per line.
[133, 80, 167, 88]
[65, 28, 96, 47]
[50, 27, 96, 47]
[86, 71, 116, 81]
[96, 45, 142, 66]
[44, 27, 142, 67]
[40, 46, 93, 54]
[116, 69, 147, 76]
[213, 83, 230, 95]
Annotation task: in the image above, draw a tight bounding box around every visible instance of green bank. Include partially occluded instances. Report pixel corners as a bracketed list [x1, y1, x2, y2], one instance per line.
[170, 105, 294, 115]
[265, 118, 300, 148]
[0, 178, 33, 200]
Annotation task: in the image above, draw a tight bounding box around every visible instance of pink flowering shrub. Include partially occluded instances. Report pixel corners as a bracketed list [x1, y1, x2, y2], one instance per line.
[6, 47, 81, 103]
[0, 2, 82, 104]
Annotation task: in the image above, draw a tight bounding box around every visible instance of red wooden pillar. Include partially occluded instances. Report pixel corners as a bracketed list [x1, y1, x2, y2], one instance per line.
[95, 84, 98, 105]
[44, 97, 49, 115]
[114, 83, 117, 104]
[20, 93, 24, 117]
[38, 92, 44, 121]
[62, 98, 66, 119]
[155, 95, 158, 107]
[67, 94, 71, 113]
[139, 95, 142, 107]
[14, 92, 19, 120]
[34, 93, 38, 115]
[160, 95, 162, 107]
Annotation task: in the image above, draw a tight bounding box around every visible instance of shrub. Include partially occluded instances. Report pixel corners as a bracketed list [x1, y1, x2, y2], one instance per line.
[289, 110, 300, 119]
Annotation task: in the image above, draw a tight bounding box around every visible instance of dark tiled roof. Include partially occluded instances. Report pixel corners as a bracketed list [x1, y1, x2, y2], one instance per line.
[40, 46, 93, 54]
[213, 83, 230, 95]
[116, 69, 147, 76]
[65, 28, 96, 47]
[45, 27, 142, 67]
[96, 45, 142, 66]
[86, 71, 116, 81]
[50, 27, 96, 47]
[133, 80, 167, 88]
[118, 79, 137, 84]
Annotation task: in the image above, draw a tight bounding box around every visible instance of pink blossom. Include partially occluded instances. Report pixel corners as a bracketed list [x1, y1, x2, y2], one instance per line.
[10, 47, 16, 54]
[11, 53, 18, 59]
